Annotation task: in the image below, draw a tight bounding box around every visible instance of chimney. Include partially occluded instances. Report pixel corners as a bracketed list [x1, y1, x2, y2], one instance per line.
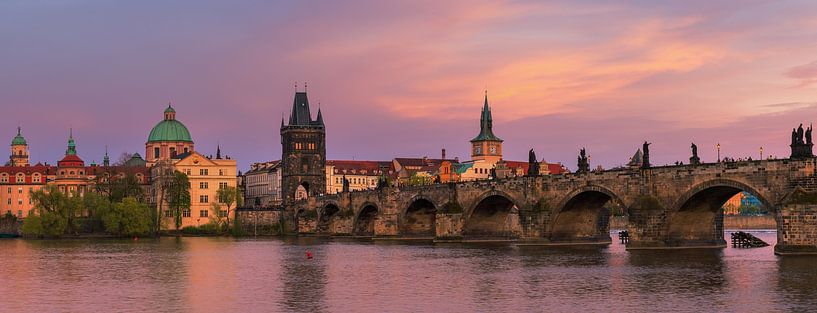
[442, 148, 446, 160]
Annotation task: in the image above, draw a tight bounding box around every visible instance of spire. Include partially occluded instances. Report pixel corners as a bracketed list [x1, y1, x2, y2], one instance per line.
[471, 91, 502, 142]
[316, 105, 324, 126]
[66, 129, 77, 156]
[103, 145, 110, 166]
[216, 143, 222, 159]
[288, 89, 316, 126]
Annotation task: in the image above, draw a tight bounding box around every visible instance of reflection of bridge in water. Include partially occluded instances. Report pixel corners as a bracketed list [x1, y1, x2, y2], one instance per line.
[287, 158, 817, 255]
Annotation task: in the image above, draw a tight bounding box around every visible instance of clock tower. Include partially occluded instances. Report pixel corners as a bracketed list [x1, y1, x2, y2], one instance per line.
[470, 91, 503, 163]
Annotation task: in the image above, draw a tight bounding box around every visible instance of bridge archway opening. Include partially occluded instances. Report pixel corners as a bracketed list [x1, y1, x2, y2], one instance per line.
[354, 205, 378, 236]
[465, 195, 519, 239]
[551, 190, 618, 243]
[318, 203, 340, 233]
[401, 198, 437, 237]
[295, 182, 309, 201]
[668, 184, 771, 247]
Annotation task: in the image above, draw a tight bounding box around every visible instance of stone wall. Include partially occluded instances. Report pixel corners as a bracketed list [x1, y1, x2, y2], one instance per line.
[235, 209, 284, 235]
[610, 215, 777, 230]
[775, 204, 817, 254]
[0, 216, 20, 235]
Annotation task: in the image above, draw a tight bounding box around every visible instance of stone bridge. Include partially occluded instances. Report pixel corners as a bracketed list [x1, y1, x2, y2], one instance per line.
[286, 159, 817, 255]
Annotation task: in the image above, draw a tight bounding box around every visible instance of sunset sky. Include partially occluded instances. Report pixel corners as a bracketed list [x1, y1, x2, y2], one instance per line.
[2, 0, 817, 170]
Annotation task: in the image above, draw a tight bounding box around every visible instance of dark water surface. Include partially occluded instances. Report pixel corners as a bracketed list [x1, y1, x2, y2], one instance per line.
[1, 231, 816, 312]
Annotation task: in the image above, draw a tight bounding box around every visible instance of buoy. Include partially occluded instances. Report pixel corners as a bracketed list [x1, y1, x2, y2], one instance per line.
[306, 251, 313, 259]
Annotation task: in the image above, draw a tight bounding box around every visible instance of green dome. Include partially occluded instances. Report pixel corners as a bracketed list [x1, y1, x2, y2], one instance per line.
[11, 127, 26, 146]
[148, 120, 193, 143]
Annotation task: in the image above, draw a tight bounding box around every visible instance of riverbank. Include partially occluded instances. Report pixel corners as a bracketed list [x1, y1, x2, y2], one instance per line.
[610, 215, 776, 229]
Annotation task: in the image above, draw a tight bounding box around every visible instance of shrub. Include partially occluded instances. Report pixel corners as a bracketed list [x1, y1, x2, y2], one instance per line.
[102, 197, 152, 237]
[22, 211, 67, 238]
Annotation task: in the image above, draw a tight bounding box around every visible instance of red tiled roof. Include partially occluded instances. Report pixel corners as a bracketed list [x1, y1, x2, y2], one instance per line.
[328, 160, 392, 175]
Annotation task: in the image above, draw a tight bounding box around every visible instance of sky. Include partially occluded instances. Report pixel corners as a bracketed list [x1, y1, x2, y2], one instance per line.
[2, 0, 817, 171]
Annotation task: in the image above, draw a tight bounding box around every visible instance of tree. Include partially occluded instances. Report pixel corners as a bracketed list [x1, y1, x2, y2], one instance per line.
[110, 174, 145, 203]
[166, 171, 191, 231]
[29, 185, 81, 235]
[102, 197, 152, 237]
[83, 191, 112, 233]
[114, 152, 134, 166]
[151, 159, 176, 234]
[216, 185, 242, 228]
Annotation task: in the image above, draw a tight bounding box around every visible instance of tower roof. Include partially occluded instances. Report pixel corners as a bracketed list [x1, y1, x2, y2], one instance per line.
[66, 129, 77, 156]
[287, 91, 324, 127]
[11, 127, 26, 146]
[148, 106, 193, 143]
[471, 92, 503, 142]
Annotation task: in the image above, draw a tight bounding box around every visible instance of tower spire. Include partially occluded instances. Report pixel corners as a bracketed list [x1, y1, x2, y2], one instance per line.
[216, 142, 222, 159]
[103, 145, 110, 166]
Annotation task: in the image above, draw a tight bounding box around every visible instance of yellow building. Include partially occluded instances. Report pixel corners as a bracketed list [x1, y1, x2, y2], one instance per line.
[154, 151, 237, 228]
[325, 160, 391, 194]
[145, 105, 238, 229]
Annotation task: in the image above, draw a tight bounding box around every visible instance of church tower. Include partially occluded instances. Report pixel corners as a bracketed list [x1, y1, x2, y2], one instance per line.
[10, 127, 30, 167]
[280, 89, 326, 204]
[470, 91, 503, 163]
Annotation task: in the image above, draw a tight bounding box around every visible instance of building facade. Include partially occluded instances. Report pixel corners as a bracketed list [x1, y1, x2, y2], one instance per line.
[243, 160, 282, 207]
[145, 106, 238, 228]
[280, 90, 326, 203]
[326, 160, 392, 194]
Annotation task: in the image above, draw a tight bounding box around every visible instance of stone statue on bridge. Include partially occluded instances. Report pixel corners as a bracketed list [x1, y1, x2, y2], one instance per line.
[689, 142, 701, 165]
[527, 149, 540, 177]
[342, 175, 350, 193]
[791, 123, 815, 159]
[577, 148, 590, 173]
[642, 141, 651, 169]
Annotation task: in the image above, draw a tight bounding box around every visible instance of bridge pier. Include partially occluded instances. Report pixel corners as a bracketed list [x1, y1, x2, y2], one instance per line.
[775, 204, 817, 255]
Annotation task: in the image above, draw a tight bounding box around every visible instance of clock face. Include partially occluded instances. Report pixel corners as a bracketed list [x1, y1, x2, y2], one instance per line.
[490, 146, 497, 154]
[475, 146, 482, 155]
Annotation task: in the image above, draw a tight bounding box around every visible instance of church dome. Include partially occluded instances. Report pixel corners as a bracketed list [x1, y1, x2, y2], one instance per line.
[147, 104, 193, 143]
[11, 127, 26, 145]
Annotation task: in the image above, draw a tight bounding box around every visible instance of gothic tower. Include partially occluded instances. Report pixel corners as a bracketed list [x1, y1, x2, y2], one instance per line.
[281, 89, 326, 205]
[10, 127, 29, 167]
[470, 91, 503, 163]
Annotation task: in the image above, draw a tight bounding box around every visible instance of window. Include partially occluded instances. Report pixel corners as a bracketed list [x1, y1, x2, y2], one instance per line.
[154, 147, 160, 159]
[219, 169, 224, 176]
[16, 174, 24, 183]
[200, 195, 209, 203]
[184, 147, 189, 154]
[7, 187, 11, 194]
[199, 210, 208, 218]
[200, 169, 209, 176]
[182, 209, 191, 218]
[6, 199, 10, 205]
[18, 188, 22, 194]
[164, 210, 172, 217]
[17, 199, 22, 205]
[185, 169, 192, 175]
[169, 147, 176, 157]
[17, 210, 22, 218]
[219, 182, 228, 189]
[219, 210, 227, 218]
[200, 182, 208, 189]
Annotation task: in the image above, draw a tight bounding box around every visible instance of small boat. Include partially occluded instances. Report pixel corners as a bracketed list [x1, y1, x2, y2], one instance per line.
[0, 233, 19, 238]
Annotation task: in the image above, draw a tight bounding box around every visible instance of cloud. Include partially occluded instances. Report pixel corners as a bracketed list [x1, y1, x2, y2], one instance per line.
[784, 61, 817, 87]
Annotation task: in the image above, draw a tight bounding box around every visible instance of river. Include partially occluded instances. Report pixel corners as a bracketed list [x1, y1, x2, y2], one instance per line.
[1, 230, 815, 312]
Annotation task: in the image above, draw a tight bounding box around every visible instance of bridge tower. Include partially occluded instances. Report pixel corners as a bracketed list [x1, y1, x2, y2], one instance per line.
[470, 91, 503, 164]
[280, 89, 326, 205]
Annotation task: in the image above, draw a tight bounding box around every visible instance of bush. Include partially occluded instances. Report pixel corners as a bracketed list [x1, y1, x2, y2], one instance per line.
[180, 222, 223, 236]
[22, 211, 67, 238]
[102, 197, 152, 237]
[230, 218, 247, 236]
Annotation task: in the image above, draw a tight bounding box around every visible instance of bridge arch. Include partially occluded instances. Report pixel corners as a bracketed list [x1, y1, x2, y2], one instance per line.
[318, 202, 341, 234]
[353, 202, 379, 236]
[666, 178, 774, 247]
[400, 196, 438, 238]
[464, 190, 522, 239]
[549, 185, 626, 243]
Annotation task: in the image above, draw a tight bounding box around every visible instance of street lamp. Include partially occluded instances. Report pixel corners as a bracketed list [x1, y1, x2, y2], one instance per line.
[717, 143, 721, 163]
[760, 146, 764, 160]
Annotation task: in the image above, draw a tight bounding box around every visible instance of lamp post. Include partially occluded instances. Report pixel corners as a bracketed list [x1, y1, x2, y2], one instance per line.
[717, 143, 721, 163]
[760, 146, 764, 160]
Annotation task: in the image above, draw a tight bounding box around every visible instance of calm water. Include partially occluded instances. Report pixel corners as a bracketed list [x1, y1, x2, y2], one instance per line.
[1, 231, 815, 313]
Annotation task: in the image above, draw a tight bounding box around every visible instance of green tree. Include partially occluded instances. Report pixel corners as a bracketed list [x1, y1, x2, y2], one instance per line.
[21, 210, 67, 238]
[110, 174, 145, 203]
[216, 185, 242, 228]
[102, 197, 152, 237]
[29, 185, 81, 235]
[210, 202, 225, 231]
[83, 191, 112, 233]
[406, 173, 433, 186]
[151, 159, 176, 234]
[166, 171, 191, 231]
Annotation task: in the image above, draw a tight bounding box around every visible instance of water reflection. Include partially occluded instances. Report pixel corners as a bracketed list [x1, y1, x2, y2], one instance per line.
[1, 231, 816, 312]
